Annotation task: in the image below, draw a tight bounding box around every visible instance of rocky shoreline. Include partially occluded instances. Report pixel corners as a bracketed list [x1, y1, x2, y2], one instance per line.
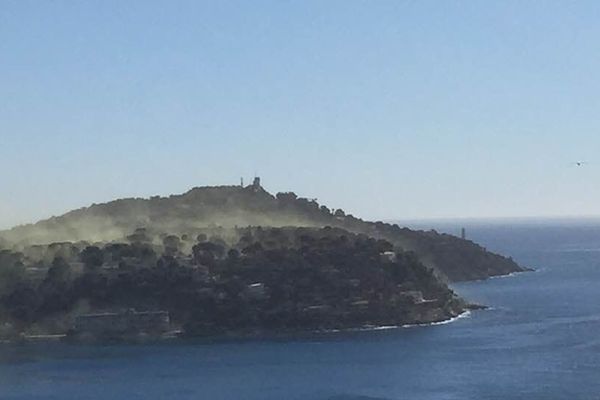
[0, 302, 487, 345]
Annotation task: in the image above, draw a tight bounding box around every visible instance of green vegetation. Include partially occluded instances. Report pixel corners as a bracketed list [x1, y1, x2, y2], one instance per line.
[0, 182, 524, 339]
[0, 227, 465, 338]
[0, 183, 524, 282]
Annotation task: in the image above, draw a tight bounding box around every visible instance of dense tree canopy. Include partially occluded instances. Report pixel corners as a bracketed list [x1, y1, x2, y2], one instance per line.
[0, 227, 465, 337]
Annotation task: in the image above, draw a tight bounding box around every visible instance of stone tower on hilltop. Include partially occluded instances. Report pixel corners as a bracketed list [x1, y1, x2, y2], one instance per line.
[252, 176, 261, 191]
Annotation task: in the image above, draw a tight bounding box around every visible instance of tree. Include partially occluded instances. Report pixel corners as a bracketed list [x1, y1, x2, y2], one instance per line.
[47, 257, 72, 283]
[80, 246, 104, 270]
[227, 248, 240, 260]
[192, 242, 225, 266]
[276, 192, 297, 202]
[0, 250, 26, 296]
[163, 235, 181, 256]
[3, 283, 40, 323]
[127, 228, 151, 244]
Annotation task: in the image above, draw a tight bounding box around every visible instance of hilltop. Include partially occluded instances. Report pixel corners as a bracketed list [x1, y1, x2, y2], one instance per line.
[0, 180, 527, 339]
[0, 179, 524, 282]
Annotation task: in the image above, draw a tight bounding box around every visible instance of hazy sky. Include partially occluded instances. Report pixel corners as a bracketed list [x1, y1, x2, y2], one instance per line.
[2, 1, 600, 229]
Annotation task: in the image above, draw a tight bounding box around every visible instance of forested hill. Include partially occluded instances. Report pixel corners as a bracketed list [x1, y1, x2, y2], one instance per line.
[0, 181, 524, 282]
[0, 227, 468, 338]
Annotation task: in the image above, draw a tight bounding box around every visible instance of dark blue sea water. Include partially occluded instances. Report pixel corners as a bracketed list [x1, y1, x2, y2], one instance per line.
[2, 220, 600, 400]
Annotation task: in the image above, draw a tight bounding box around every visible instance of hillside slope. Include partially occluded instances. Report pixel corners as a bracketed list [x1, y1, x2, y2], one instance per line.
[0, 181, 524, 282]
[0, 227, 468, 339]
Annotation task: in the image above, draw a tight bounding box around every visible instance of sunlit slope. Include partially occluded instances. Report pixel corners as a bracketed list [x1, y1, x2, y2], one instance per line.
[0, 183, 524, 282]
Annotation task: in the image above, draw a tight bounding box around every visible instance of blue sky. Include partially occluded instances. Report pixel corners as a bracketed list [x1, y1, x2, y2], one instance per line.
[2, 1, 600, 229]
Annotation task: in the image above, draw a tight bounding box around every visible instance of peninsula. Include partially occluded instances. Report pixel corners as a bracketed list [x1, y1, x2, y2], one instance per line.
[0, 180, 524, 340]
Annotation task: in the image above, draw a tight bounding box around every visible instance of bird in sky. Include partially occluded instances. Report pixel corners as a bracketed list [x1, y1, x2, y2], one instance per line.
[572, 161, 588, 167]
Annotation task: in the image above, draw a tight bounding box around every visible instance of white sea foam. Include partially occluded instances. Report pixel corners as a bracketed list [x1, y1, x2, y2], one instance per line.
[466, 270, 528, 283]
[489, 271, 528, 280]
[319, 310, 472, 334]
[402, 310, 472, 328]
[320, 325, 400, 333]
[353, 325, 400, 332]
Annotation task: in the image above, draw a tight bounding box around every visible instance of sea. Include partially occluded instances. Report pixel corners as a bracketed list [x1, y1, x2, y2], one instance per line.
[2, 218, 600, 400]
